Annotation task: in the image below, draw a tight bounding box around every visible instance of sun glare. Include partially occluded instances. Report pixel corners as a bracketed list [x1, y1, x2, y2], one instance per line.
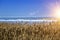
[55, 8, 60, 18]
[52, 3, 60, 18]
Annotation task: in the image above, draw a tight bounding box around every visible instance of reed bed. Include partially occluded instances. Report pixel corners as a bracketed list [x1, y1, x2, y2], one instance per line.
[0, 22, 60, 40]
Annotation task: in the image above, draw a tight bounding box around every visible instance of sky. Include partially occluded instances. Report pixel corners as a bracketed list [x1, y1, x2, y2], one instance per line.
[0, 0, 60, 17]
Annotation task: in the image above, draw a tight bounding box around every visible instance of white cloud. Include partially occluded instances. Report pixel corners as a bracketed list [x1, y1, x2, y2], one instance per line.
[29, 12, 36, 16]
[29, 10, 40, 16]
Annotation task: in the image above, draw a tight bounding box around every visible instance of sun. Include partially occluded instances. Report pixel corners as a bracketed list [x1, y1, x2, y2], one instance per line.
[52, 4, 60, 18]
[50, 1, 60, 19]
[55, 8, 60, 18]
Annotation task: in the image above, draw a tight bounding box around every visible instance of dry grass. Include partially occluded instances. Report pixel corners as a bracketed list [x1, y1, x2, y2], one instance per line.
[0, 22, 60, 40]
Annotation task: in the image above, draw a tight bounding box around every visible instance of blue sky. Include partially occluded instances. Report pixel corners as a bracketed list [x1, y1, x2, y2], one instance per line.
[0, 0, 60, 17]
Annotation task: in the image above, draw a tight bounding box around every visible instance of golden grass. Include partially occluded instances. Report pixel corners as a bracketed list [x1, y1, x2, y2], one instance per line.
[0, 22, 60, 40]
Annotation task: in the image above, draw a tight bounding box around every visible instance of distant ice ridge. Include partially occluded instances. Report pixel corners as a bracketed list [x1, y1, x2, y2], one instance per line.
[0, 19, 57, 22]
